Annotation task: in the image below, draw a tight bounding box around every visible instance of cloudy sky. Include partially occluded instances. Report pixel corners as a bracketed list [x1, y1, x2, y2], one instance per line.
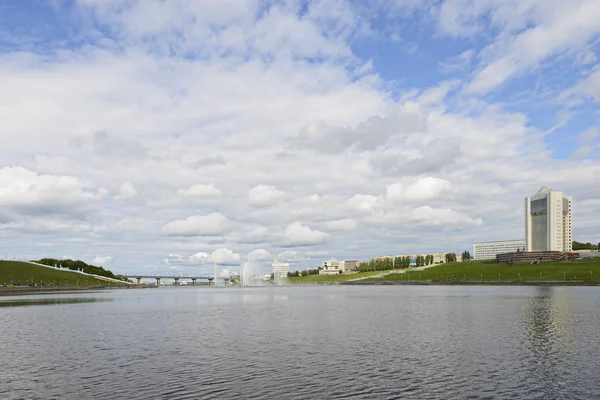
[1, 0, 599, 276]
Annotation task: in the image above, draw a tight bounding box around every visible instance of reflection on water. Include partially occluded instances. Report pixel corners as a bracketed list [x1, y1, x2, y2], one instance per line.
[0, 297, 111, 308]
[0, 286, 599, 400]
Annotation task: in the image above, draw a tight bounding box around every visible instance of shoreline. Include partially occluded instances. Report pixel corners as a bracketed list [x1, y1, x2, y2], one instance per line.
[340, 280, 600, 286]
[0, 285, 146, 296]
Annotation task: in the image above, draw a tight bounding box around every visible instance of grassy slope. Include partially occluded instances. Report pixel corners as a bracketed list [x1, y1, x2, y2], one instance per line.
[0, 261, 122, 286]
[288, 270, 391, 283]
[366, 259, 600, 282]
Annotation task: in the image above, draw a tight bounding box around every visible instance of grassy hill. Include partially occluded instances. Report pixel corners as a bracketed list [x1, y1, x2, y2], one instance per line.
[286, 258, 600, 284]
[0, 261, 126, 286]
[288, 270, 387, 284]
[365, 258, 600, 283]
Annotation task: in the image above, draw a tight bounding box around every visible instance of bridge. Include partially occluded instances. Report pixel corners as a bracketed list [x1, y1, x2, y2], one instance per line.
[123, 275, 231, 286]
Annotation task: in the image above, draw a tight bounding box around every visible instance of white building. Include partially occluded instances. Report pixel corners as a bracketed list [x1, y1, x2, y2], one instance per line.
[525, 187, 572, 252]
[272, 259, 289, 280]
[320, 257, 345, 275]
[473, 240, 525, 260]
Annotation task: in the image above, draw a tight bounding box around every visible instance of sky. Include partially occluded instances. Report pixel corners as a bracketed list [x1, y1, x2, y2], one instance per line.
[0, 0, 599, 276]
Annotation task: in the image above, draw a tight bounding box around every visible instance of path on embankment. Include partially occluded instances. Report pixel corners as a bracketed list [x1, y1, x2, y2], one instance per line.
[348, 265, 440, 282]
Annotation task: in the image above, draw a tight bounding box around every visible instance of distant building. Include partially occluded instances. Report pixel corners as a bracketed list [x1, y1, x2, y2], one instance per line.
[373, 252, 449, 265]
[344, 260, 360, 271]
[525, 186, 572, 252]
[320, 257, 345, 275]
[272, 259, 289, 279]
[473, 240, 525, 261]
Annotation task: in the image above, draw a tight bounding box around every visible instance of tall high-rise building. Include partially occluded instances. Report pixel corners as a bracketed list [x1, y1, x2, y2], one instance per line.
[525, 187, 572, 252]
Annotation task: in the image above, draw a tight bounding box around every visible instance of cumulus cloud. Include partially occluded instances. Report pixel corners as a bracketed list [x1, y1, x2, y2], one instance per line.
[188, 251, 209, 264]
[93, 255, 114, 265]
[346, 194, 382, 212]
[162, 213, 231, 237]
[281, 222, 330, 247]
[0, 1, 598, 274]
[247, 185, 284, 206]
[0, 166, 107, 213]
[208, 248, 241, 265]
[177, 184, 222, 198]
[386, 177, 454, 202]
[408, 206, 483, 228]
[248, 248, 273, 261]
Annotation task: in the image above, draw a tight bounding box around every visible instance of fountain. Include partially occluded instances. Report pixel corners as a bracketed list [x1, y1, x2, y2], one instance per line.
[240, 257, 264, 286]
[213, 262, 221, 287]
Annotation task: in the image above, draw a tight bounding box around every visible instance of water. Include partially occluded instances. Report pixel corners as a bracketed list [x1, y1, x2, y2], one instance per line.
[1, 286, 599, 399]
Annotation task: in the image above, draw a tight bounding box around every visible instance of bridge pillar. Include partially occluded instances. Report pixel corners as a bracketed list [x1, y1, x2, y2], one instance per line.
[174, 277, 179, 286]
[156, 277, 160, 286]
[136, 277, 142, 285]
[192, 278, 196, 286]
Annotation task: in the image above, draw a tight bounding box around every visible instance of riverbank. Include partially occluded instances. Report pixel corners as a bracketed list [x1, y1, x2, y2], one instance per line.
[288, 259, 600, 285]
[340, 280, 600, 286]
[0, 285, 145, 296]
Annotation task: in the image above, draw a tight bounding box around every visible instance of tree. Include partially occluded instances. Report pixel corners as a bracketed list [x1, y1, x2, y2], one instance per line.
[445, 253, 457, 263]
[462, 251, 472, 262]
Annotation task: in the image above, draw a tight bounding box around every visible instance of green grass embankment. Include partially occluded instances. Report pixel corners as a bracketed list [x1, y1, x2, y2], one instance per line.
[365, 259, 600, 283]
[0, 261, 123, 286]
[288, 270, 397, 284]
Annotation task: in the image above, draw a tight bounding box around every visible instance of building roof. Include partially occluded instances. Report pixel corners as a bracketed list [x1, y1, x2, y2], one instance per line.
[536, 186, 551, 194]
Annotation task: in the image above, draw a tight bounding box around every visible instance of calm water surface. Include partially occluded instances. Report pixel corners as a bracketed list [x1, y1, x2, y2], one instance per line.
[1, 286, 599, 399]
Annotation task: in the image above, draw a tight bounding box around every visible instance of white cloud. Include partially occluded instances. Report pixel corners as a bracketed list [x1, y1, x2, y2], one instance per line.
[408, 206, 483, 228]
[460, 0, 600, 94]
[116, 181, 138, 200]
[0, 166, 107, 212]
[162, 213, 231, 236]
[282, 222, 330, 247]
[0, 1, 598, 274]
[163, 253, 185, 265]
[346, 194, 382, 212]
[324, 219, 358, 231]
[188, 251, 209, 264]
[208, 248, 241, 265]
[248, 248, 273, 261]
[93, 255, 114, 265]
[386, 177, 454, 202]
[177, 184, 222, 198]
[247, 184, 284, 206]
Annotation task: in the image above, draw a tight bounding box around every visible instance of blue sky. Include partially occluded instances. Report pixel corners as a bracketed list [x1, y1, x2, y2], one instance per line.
[0, 0, 598, 275]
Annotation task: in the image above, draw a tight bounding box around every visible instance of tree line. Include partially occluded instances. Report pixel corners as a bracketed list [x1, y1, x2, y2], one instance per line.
[287, 268, 321, 278]
[573, 241, 600, 251]
[34, 258, 129, 282]
[358, 256, 436, 273]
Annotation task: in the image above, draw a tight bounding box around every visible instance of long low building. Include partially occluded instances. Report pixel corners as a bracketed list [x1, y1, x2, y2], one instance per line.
[473, 239, 525, 260]
[496, 251, 579, 263]
[373, 253, 453, 264]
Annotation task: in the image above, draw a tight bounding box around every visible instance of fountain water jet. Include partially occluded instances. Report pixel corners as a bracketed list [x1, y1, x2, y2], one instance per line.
[240, 257, 264, 286]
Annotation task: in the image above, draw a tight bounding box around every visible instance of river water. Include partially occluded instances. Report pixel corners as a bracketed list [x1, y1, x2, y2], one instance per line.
[1, 286, 599, 399]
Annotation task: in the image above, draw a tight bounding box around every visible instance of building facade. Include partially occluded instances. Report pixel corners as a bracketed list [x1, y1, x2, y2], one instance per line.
[272, 259, 289, 280]
[344, 260, 361, 271]
[373, 253, 449, 264]
[320, 257, 345, 275]
[473, 239, 525, 260]
[525, 187, 572, 252]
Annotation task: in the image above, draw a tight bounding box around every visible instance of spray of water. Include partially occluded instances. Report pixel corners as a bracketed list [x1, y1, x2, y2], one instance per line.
[240, 256, 265, 286]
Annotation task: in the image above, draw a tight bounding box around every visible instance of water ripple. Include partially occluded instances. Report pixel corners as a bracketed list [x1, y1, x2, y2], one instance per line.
[1, 286, 599, 399]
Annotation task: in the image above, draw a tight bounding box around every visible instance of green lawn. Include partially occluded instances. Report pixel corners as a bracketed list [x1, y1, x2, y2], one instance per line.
[288, 270, 391, 283]
[0, 261, 123, 286]
[365, 259, 600, 282]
